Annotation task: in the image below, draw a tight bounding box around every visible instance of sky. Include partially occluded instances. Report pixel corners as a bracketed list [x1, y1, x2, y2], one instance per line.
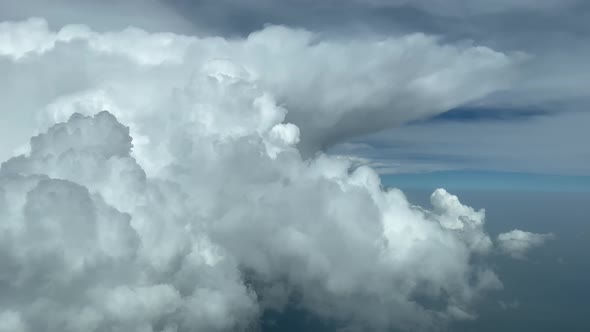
[0, 1, 588, 332]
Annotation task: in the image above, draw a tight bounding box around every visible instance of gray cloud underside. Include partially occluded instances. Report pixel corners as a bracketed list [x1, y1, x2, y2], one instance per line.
[332, 110, 590, 175]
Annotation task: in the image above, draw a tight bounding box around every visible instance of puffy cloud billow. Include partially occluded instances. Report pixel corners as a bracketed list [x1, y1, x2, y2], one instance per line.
[0, 18, 549, 331]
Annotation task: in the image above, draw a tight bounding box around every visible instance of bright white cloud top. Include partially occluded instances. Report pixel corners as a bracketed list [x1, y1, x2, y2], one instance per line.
[0, 18, 551, 331]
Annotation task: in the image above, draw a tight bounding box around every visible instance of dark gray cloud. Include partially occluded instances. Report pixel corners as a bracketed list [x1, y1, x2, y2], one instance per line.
[0, 0, 194, 33]
[164, 0, 589, 53]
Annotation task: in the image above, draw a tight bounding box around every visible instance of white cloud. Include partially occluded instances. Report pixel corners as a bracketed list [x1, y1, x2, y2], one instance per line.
[0, 17, 518, 162]
[429, 189, 493, 254]
[0, 311, 28, 332]
[1, 112, 258, 332]
[497, 229, 555, 259]
[0, 18, 545, 331]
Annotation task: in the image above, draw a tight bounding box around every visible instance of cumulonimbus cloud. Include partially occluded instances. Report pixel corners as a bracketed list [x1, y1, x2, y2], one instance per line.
[0, 18, 548, 331]
[0, 17, 519, 159]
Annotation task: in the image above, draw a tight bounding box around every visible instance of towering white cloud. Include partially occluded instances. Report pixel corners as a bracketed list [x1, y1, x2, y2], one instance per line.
[0, 18, 546, 331]
[0, 111, 259, 332]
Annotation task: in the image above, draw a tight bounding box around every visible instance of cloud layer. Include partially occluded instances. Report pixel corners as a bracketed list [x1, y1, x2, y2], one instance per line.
[0, 18, 550, 331]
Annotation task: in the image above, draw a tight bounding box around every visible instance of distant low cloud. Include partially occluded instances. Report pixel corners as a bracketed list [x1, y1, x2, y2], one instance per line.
[497, 230, 555, 259]
[498, 300, 520, 310]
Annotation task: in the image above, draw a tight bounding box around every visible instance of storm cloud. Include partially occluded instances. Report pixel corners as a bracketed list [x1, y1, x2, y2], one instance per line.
[0, 3, 560, 331]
